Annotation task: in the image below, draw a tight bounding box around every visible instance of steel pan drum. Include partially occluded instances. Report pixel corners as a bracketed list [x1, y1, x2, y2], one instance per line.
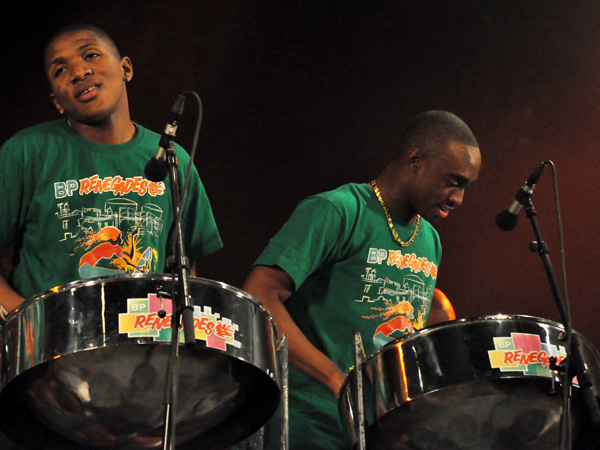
[339, 315, 600, 450]
[0, 274, 280, 449]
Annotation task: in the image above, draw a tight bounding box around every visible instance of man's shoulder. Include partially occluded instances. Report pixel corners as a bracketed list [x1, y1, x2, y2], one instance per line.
[133, 123, 190, 162]
[312, 182, 370, 204]
[289, 183, 372, 227]
[3, 120, 69, 146]
[1, 121, 70, 157]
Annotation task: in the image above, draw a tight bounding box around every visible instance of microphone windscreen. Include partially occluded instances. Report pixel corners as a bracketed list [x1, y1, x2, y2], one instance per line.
[144, 158, 168, 182]
[495, 209, 519, 231]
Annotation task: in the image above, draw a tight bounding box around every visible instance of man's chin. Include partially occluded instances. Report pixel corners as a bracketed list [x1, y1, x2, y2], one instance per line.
[421, 210, 442, 223]
[67, 112, 108, 126]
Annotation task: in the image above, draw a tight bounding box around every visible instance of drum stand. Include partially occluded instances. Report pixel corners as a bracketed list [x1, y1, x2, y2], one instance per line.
[523, 196, 600, 449]
[278, 334, 290, 450]
[350, 330, 367, 450]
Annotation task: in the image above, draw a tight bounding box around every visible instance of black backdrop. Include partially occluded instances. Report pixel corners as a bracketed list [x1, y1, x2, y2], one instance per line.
[2, 1, 599, 351]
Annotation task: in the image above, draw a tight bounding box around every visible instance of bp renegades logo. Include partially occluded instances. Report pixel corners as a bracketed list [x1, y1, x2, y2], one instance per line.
[118, 293, 241, 351]
[488, 332, 566, 376]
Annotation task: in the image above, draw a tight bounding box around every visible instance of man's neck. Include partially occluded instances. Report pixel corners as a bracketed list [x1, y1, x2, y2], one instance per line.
[373, 173, 418, 224]
[68, 114, 136, 145]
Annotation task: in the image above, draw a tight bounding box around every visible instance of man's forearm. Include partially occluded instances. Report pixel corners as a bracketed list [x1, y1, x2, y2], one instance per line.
[0, 275, 25, 314]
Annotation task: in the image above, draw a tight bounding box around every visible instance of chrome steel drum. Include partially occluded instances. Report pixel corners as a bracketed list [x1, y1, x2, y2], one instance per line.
[339, 315, 600, 450]
[0, 274, 280, 449]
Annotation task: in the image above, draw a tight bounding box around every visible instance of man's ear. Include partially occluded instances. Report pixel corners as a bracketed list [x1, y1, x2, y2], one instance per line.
[121, 56, 133, 83]
[49, 93, 64, 115]
[408, 148, 424, 173]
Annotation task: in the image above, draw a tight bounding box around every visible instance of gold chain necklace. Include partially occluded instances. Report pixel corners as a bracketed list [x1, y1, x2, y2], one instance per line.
[370, 180, 420, 247]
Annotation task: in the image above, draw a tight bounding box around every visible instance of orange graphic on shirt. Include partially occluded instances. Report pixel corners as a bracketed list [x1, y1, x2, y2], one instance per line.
[363, 300, 414, 321]
[78, 226, 123, 249]
[374, 315, 414, 336]
[76, 224, 157, 275]
[366, 300, 415, 338]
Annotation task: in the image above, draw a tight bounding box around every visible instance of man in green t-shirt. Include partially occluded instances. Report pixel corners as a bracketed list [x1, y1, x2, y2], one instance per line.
[242, 111, 481, 449]
[0, 24, 222, 314]
[0, 22, 223, 450]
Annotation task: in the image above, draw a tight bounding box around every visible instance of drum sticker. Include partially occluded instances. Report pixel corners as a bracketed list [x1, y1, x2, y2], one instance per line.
[118, 294, 241, 351]
[488, 332, 566, 376]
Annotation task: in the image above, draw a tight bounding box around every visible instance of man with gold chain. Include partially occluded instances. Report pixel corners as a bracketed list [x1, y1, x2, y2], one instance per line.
[242, 110, 481, 449]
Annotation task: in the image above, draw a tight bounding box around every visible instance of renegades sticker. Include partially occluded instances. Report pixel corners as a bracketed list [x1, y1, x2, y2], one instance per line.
[118, 293, 241, 351]
[488, 332, 566, 377]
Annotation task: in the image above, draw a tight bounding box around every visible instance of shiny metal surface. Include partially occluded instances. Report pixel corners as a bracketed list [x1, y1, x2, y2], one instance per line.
[0, 274, 280, 449]
[339, 315, 600, 450]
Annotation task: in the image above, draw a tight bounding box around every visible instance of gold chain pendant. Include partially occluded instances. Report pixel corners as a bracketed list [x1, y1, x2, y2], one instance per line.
[371, 180, 420, 247]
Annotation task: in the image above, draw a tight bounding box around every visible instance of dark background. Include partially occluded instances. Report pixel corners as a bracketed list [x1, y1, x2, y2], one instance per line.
[1, 1, 599, 351]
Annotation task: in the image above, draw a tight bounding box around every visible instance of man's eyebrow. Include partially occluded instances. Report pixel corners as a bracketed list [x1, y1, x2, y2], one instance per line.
[47, 56, 64, 68]
[47, 42, 100, 68]
[76, 42, 100, 52]
[450, 173, 473, 186]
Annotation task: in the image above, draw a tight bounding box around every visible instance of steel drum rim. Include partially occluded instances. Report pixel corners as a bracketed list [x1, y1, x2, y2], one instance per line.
[338, 313, 600, 420]
[0, 273, 282, 449]
[339, 315, 600, 450]
[2, 273, 273, 326]
[1, 274, 279, 386]
[359, 313, 597, 367]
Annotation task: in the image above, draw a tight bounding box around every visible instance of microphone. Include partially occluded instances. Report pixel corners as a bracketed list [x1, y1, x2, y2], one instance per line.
[144, 95, 186, 182]
[495, 161, 547, 231]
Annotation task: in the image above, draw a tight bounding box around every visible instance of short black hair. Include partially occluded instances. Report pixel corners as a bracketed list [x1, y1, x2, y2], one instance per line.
[399, 110, 479, 159]
[44, 23, 121, 61]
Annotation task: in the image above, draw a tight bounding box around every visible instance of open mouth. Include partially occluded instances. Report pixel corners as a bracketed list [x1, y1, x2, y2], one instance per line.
[438, 206, 450, 218]
[76, 85, 99, 101]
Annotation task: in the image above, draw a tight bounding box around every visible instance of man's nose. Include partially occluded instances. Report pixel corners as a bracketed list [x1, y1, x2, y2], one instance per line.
[449, 188, 465, 207]
[71, 62, 92, 83]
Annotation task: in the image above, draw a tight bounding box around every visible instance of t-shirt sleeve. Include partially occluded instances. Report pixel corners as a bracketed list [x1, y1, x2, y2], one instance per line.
[0, 137, 27, 252]
[174, 157, 223, 261]
[254, 195, 345, 291]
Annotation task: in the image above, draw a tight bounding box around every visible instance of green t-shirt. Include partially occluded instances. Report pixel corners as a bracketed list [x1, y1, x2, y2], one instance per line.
[255, 182, 441, 450]
[0, 119, 223, 300]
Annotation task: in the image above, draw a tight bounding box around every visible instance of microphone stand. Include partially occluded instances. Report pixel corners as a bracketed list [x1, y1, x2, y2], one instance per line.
[523, 197, 600, 449]
[162, 140, 196, 450]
